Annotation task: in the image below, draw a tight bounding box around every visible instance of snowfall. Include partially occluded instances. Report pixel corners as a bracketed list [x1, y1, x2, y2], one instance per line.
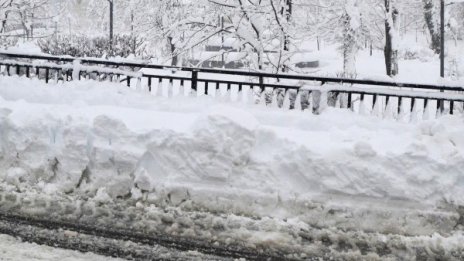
[1, 41, 464, 259]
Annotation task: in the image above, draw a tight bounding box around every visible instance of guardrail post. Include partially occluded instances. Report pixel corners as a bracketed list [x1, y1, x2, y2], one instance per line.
[437, 99, 443, 115]
[191, 70, 198, 92]
[204, 81, 209, 95]
[439, 88, 445, 114]
[397, 97, 402, 115]
[45, 68, 49, 83]
[347, 93, 352, 109]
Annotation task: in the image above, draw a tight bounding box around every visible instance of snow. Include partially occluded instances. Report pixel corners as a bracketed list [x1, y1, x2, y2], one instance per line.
[0, 75, 463, 231]
[0, 42, 43, 55]
[0, 234, 120, 261]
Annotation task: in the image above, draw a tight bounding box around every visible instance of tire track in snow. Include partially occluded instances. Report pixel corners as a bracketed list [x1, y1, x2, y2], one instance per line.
[0, 211, 293, 261]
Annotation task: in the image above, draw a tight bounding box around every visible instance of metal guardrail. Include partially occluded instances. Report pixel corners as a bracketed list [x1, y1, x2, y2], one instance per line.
[1, 51, 463, 116]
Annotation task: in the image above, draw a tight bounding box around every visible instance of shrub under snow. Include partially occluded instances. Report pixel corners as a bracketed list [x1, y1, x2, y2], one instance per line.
[37, 34, 148, 59]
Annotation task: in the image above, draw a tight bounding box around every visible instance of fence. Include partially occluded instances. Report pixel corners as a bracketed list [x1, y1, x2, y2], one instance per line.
[1, 51, 463, 119]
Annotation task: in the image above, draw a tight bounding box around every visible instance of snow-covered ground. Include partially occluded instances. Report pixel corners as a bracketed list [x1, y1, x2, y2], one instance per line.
[1, 75, 463, 236]
[298, 40, 464, 85]
[0, 234, 120, 261]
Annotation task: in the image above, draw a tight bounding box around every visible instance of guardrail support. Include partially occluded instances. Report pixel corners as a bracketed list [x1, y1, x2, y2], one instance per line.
[191, 70, 198, 92]
[259, 76, 264, 90]
[45, 68, 49, 83]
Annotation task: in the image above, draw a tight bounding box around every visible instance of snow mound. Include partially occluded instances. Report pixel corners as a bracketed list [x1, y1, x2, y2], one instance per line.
[1, 76, 464, 236]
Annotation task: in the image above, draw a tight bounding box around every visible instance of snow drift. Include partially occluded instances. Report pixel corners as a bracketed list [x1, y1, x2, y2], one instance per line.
[1, 76, 464, 237]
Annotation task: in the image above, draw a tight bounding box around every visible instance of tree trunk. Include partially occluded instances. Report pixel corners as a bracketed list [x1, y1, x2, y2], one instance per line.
[168, 36, 178, 66]
[342, 12, 357, 76]
[384, 0, 399, 76]
[423, 0, 441, 54]
[282, 0, 292, 72]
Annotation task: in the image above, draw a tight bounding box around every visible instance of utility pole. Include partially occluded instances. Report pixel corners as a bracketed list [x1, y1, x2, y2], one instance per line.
[221, 15, 224, 67]
[108, 0, 114, 50]
[440, 0, 445, 113]
[440, 0, 445, 79]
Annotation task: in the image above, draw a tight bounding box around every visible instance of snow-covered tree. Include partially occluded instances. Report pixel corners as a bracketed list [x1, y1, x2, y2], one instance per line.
[384, 0, 399, 76]
[341, 0, 363, 75]
[422, 0, 441, 54]
[0, 0, 49, 38]
[206, 0, 296, 72]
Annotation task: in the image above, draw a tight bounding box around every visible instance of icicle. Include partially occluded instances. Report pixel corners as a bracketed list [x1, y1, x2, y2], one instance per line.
[168, 81, 174, 98]
[178, 83, 185, 97]
[236, 87, 242, 103]
[294, 92, 302, 111]
[319, 91, 328, 113]
[271, 90, 279, 108]
[248, 87, 257, 105]
[282, 90, 291, 110]
[410, 101, 419, 123]
[236, 89, 244, 104]
[210, 85, 217, 100]
[156, 80, 164, 97]
[398, 99, 408, 122]
[340, 93, 349, 109]
[215, 88, 223, 102]
[423, 101, 431, 121]
[372, 98, 383, 117]
[359, 100, 367, 115]
[72, 60, 81, 81]
[384, 99, 396, 120]
[229, 88, 238, 102]
[335, 94, 341, 108]
[223, 89, 231, 102]
[306, 92, 313, 113]
[259, 90, 267, 106]
[136, 78, 142, 92]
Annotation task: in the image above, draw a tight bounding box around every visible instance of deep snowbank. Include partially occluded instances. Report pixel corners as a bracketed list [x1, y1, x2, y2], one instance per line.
[1, 76, 464, 236]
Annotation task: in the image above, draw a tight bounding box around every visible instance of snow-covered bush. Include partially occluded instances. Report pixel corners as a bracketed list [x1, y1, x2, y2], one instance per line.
[37, 34, 149, 59]
[0, 37, 19, 49]
[400, 46, 435, 62]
